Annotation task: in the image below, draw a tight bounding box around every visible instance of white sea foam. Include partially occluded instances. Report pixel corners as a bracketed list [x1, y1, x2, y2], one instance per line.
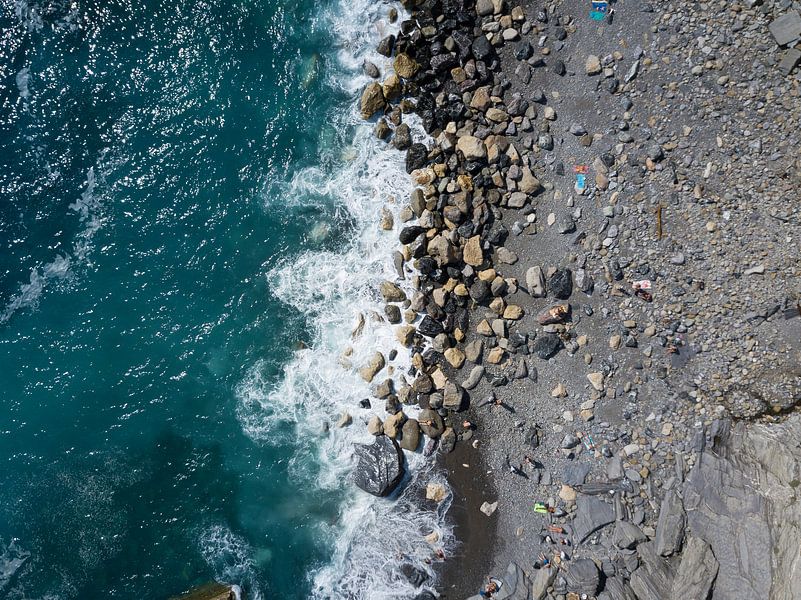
[234, 0, 457, 597]
[199, 525, 260, 600]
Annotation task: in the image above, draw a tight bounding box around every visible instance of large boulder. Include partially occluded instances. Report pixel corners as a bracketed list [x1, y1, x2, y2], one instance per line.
[352, 435, 404, 497]
[360, 83, 385, 119]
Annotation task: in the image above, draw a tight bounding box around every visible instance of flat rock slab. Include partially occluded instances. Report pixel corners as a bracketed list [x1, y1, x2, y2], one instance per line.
[769, 11, 801, 46]
[573, 494, 615, 543]
[683, 449, 772, 599]
[779, 48, 801, 75]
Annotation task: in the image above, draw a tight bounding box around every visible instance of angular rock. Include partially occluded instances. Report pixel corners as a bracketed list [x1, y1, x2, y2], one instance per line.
[548, 268, 573, 299]
[533, 334, 562, 359]
[655, 490, 685, 556]
[352, 435, 404, 496]
[393, 53, 419, 78]
[526, 266, 546, 297]
[670, 536, 718, 600]
[359, 352, 386, 382]
[573, 494, 615, 543]
[457, 135, 487, 160]
[418, 315, 444, 337]
[443, 380, 464, 410]
[360, 83, 386, 119]
[418, 409, 445, 438]
[614, 520, 647, 549]
[630, 542, 677, 600]
[463, 235, 484, 266]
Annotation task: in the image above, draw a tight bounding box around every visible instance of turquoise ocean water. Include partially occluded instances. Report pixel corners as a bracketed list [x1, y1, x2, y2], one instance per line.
[0, 1, 452, 598]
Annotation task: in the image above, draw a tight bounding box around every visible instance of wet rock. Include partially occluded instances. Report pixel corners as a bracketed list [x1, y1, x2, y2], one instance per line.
[418, 315, 444, 337]
[393, 53, 419, 78]
[352, 435, 404, 496]
[400, 419, 421, 451]
[405, 143, 429, 173]
[359, 352, 386, 382]
[376, 34, 395, 57]
[360, 83, 386, 119]
[380, 281, 406, 302]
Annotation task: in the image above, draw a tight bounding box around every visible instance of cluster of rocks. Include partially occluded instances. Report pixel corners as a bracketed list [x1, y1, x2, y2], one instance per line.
[348, 0, 801, 597]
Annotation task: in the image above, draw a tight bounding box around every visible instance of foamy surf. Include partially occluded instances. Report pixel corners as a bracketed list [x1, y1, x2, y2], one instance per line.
[234, 0, 456, 597]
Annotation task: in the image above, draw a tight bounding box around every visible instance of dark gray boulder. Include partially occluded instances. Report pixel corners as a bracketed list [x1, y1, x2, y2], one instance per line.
[352, 435, 404, 497]
[565, 558, 599, 596]
[573, 494, 615, 543]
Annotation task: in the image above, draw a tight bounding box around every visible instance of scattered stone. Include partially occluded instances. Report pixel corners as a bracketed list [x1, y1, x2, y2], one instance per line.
[477, 499, 500, 518]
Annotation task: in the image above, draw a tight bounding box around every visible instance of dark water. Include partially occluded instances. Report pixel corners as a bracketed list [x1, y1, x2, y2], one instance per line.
[0, 0, 364, 597]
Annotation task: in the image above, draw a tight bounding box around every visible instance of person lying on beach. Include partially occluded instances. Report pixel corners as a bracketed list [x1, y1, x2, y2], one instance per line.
[479, 577, 502, 598]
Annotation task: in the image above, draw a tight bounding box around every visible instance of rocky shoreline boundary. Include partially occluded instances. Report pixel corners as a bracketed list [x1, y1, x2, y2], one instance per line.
[351, 0, 801, 598]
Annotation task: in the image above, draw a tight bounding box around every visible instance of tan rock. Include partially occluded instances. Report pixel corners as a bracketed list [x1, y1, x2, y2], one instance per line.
[426, 482, 448, 503]
[396, 325, 415, 346]
[587, 372, 605, 391]
[470, 86, 492, 111]
[393, 53, 419, 79]
[380, 280, 406, 302]
[503, 305, 524, 320]
[444, 347, 466, 368]
[477, 319, 494, 336]
[456, 135, 487, 160]
[559, 485, 577, 502]
[367, 416, 383, 435]
[463, 235, 484, 266]
[359, 352, 385, 382]
[551, 383, 567, 398]
[487, 347, 505, 364]
[585, 54, 602, 75]
[382, 73, 402, 100]
[360, 83, 386, 119]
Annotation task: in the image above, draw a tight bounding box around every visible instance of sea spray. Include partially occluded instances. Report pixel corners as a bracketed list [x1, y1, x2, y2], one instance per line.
[235, 0, 456, 597]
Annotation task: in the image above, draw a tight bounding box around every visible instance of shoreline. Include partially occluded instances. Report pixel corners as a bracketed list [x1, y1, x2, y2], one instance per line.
[355, 0, 801, 597]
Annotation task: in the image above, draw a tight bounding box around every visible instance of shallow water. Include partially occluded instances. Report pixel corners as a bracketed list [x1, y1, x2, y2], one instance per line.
[0, 0, 451, 598]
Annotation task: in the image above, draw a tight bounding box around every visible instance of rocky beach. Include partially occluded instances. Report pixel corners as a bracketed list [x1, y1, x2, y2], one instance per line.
[354, 0, 801, 598]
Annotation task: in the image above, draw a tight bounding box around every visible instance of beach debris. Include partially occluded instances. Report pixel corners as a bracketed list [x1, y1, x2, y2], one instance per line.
[589, 0, 609, 21]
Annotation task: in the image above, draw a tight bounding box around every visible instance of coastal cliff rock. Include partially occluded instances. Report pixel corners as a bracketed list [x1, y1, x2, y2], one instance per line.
[352, 435, 404, 497]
